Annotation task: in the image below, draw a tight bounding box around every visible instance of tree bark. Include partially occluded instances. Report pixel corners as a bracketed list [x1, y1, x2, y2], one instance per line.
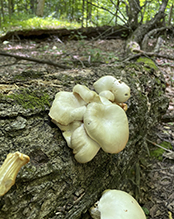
[36, 0, 45, 17]
[127, 0, 141, 30]
[126, 0, 168, 53]
[0, 61, 168, 219]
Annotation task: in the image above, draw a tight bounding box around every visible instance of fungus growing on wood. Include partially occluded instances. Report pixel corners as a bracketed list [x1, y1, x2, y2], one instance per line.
[84, 102, 129, 154]
[49, 75, 130, 163]
[48, 91, 87, 126]
[73, 84, 100, 103]
[93, 76, 130, 103]
[0, 152, 30, 196]
[71, 124, 100, 163]
[90, 189, 146, 219]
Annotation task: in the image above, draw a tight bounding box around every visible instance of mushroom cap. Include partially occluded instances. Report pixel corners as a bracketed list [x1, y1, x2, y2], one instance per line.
[84, 102, 129, 153]
[71, 124, 100, 163]
[93, 76, 130, 103]
[97, 190, 146, 219]
[111, 79, 130, 103]
[99, 90, 115, 102]
[48, 91, 87, 126]
[61, 121, 83, 147]
[93, 76, 116, 93]
[73, 84, 100, 103]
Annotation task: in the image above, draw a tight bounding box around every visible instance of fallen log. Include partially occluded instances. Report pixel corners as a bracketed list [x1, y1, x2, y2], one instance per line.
[0, 60, 169, 219]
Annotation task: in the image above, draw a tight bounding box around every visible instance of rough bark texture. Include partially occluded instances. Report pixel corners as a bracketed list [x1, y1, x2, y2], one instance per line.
[36, 0, 45, 17]
[126, 0, 168, 53]
[0, 60, 169, 219]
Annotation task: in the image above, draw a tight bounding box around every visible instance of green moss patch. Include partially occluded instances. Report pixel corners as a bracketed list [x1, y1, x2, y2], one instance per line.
[6, 89, 51, 109]
[137, 57, 158, 71]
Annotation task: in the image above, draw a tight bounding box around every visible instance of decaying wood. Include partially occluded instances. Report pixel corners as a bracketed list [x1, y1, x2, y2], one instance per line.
[0, 61, 169, 219]
[0, 26, 129, 42]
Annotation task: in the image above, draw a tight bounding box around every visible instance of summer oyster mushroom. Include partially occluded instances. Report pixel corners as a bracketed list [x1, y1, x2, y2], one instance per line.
[49, 76, 130, 163]
[0, 152, 30, 196]
[48, 91, 87, 126]
[73, 84, 100, 103]
[71, 124, 100, 163]
[84, 102, 129, 154]
[93, 75, 130, 103]
[90, 189, 146, 219]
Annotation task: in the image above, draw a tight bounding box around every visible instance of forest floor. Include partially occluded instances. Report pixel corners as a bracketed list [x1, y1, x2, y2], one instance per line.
[0, 35, 174, 219]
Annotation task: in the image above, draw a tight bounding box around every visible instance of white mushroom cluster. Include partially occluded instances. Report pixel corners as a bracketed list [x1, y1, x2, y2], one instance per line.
[90, 189, 146, 219]
[49, 76, 130, 163]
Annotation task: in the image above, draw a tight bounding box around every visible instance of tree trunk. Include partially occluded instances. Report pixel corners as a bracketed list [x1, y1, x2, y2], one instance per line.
[0, 61, 168, 218]
[30, 0, 36, 14]
[8, 0, 12, 19]
[36, 0, 45, 17]
[0, 0, 4, 24]
[126, 0, 168, 53]
[127, 0, 141, 30]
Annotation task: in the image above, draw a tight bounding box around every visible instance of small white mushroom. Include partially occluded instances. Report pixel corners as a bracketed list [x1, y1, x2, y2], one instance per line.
[49, 91, 87, 126]
[71, 124, 100, 163]
[90, 189, 146, 219]
[84, 102, 129, 154]
[93, 76, 130, 103]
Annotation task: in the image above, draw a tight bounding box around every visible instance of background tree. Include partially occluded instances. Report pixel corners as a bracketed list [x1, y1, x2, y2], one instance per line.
[36, 0, 45, 17]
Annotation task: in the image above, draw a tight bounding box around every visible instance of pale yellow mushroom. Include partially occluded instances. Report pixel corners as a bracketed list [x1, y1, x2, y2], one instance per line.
[73, 84, 100, 103]
[90, 189, 146, 219]
[98, 90, 115, 102]
[48, 76, 130, 163]
[49, 91, 87, 126]
[93, 76, 130, 103]
[84, 102, 129, 154]
[0, 152, 30, 196]
[61, 121, 83, 147]
[71, 124, 100, 163]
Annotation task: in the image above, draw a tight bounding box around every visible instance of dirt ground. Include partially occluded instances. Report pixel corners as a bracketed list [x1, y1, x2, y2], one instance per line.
[0, 35, 174, 219]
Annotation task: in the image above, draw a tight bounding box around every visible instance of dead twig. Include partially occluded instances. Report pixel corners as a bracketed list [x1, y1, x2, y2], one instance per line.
[0, 50, 71, 69]
[146, 138, 173, 153]
[122, 49, 174, 62]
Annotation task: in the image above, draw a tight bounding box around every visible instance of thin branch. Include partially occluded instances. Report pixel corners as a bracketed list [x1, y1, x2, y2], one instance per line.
[146, 139, 173, 153]
[87, 1, 127, 25]
[109, 0, 128, 23]
[0, 51, 71, 69]
[122, 49, 174, 62]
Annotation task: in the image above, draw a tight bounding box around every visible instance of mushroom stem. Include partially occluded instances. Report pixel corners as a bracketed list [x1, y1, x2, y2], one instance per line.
[0, 152, 30, 196]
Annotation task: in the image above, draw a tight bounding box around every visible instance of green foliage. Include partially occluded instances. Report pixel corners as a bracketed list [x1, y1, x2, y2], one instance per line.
[0, 13, 80, 36]
[0, 0, 174, 37]
[142, 206, 150, 216]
